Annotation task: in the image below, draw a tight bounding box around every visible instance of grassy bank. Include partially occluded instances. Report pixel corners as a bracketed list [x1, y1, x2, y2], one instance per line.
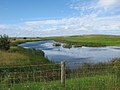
[10, 37, 42, 46]
[42, 34, 120, 47]
[0, 46, 49, 66]
[0, 37, 53, 66]
[9, 75, 120, 90]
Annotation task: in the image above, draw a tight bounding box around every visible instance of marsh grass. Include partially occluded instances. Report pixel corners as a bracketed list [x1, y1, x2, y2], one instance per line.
[0, 46, 50, 66]
[0, 51, 30, 66]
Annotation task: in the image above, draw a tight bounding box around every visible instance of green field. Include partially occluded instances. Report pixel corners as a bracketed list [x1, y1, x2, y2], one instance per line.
[10, 34, 120, 47]
[43, 34, 120, 47]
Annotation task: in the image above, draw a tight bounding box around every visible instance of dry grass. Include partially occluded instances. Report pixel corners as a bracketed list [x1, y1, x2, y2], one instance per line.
[0, 51, 30, 66]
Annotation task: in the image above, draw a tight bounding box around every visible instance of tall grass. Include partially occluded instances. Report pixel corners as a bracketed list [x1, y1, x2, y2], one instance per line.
[0, 51, 30, 66]
[1, 65, 119, 90]
[0, 46, 50, 66]
[10, 38, 42, 46]
[0, 58, 119, 90]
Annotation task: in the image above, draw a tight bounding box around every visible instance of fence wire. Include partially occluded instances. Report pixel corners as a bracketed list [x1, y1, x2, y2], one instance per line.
[0, 62, 120, 90]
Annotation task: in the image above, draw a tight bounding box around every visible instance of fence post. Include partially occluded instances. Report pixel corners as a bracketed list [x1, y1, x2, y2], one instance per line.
[61, 61, 65, 86]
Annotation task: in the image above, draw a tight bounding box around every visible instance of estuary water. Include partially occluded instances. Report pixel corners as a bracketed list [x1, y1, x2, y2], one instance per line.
[19, 40, 120, 67]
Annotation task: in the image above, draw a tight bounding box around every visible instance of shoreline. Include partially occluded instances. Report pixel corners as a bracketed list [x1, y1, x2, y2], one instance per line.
[2, 34, 119, 67]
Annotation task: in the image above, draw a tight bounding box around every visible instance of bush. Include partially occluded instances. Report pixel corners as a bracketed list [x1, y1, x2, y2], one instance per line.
[53, 43, 61, 47]
[23, 37, 27, 39]
[111, 58, 120, 78]
[63, 43, 72, 49]
[0, 34, 10, 50]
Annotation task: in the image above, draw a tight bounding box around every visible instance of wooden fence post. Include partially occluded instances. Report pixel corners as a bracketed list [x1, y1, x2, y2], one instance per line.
[61, 61, 65, 86]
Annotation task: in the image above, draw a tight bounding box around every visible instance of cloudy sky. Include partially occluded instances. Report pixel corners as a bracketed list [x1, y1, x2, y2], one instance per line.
[0, 0, 120, 37]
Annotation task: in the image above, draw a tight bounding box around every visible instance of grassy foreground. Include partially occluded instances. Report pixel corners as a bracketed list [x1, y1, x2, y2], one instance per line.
[5, 75, 120, 90]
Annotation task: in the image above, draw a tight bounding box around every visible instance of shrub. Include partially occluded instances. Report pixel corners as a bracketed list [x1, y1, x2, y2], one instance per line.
[63, 43, 72, 49]
[23, 37, 27, 39]
[111, 58, 120, 78]
[53, 43, 61, 47]
[0, 34, 10, 50]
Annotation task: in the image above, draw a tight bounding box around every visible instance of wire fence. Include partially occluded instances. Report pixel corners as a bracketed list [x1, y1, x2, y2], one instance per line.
[0, 61, 120, 90]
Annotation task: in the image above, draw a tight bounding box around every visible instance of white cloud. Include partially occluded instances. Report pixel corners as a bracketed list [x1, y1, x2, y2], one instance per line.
[70, 0, 120, 16]
[0, 0, 120, 37]
[0, 14, 120, 37]
[0, 24, 9, 30]
[98, 0, 119, 8]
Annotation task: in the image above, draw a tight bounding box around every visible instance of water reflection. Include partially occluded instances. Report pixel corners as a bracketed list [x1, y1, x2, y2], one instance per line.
[19, 40, 120, 67]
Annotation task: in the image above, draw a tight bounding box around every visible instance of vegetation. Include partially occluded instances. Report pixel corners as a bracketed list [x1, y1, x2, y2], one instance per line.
[0, 34, 120, 90]
[0, 36, 57, 67]
[53, 43, 61, 47]
[0, 58, 119, 90]
[43, 34, 120, 47]
[0, 34, 10, 51]
[73, 44, 82, 48]
[23, 37, 27, 39]
[10, 37, 42, 46]
[9, 34, 120, 47]
[0, 46, 50, 66]
[0, 37, 60, 89]
[63, 43, 72, 49]
[9, 75, 120, 90]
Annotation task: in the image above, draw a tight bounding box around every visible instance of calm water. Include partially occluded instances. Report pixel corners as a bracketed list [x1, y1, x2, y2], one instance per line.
[19, 40, 120, 67]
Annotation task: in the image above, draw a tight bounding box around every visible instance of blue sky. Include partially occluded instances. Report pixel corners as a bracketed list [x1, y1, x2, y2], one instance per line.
[0, 0, 120, 37]
[0, 0, 74, 23]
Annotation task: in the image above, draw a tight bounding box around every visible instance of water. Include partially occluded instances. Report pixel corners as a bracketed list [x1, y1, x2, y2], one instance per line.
[19, 40, 120, 67]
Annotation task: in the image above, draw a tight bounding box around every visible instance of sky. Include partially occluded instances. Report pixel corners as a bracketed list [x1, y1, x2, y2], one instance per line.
[0, 0, 120, 37]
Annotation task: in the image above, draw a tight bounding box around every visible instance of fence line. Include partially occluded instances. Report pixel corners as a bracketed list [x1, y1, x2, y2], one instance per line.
[61, 61, 65, 86]
[0, 61, 120, 90]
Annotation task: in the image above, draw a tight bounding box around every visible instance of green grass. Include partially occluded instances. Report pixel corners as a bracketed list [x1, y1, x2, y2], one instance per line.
[1, 58, 119, 90]
[42, 34, 120, 47]
[6, 75, 120, 90]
